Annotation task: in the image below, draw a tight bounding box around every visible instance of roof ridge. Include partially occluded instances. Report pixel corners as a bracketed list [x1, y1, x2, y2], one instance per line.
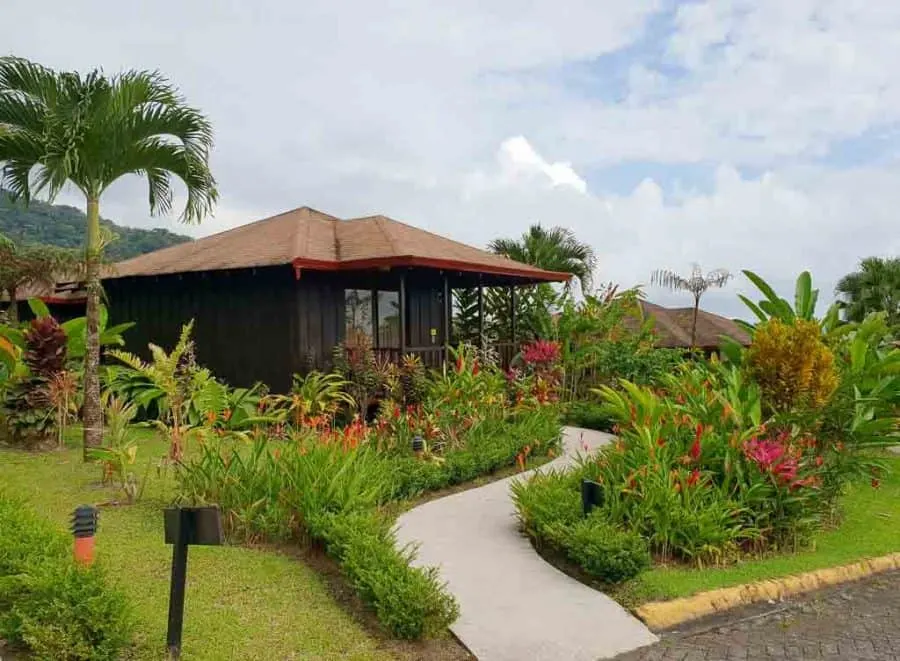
[348, 213, 553, 269]
[372, 215, 401, 257]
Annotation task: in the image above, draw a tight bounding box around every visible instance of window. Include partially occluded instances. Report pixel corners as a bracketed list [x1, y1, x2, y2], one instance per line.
[377, 290, 400, 348]
[344, 289, 373, 346]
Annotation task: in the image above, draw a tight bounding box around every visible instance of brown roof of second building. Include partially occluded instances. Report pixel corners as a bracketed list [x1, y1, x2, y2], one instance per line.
[107, 207, 570, 282]
[638, 300, 751, 349]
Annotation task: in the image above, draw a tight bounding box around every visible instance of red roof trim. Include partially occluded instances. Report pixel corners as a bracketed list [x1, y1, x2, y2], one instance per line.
[291, 256, 571, 282]
[40, 296, 86, 305]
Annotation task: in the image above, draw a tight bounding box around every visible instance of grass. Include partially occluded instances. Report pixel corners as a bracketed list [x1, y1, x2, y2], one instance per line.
[613, 454, 900, 607]
[0, 429, 396, 661]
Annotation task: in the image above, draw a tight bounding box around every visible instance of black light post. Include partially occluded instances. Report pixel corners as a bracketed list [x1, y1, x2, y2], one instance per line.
[164, 506, 224, 660]
[581, 479, 602, 516]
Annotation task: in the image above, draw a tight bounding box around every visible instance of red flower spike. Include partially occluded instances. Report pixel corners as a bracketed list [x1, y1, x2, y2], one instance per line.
[688, 468, 701, 487]
[872, 478, 881, 489]
[689, 437, 701, 461]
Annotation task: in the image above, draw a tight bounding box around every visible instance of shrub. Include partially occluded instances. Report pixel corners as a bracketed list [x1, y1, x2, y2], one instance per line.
[313, 510, 459, 639]
[0, 492, 133, 660]
[564, 400, 616, 432]
[512, 472, 649, 583]
[549, 514, 650, 583]
[745, 318, 839, 412]
[176, 438, 459, 638]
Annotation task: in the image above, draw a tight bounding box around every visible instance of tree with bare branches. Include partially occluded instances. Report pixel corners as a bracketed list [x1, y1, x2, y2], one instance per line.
[651, 264, 732, 348]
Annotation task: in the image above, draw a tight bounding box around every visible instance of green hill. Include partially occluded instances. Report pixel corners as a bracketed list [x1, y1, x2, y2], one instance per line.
[0, 191, 192, 260]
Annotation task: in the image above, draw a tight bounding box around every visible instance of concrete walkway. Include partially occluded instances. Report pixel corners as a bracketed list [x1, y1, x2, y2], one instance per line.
[395, 427, 658, 661]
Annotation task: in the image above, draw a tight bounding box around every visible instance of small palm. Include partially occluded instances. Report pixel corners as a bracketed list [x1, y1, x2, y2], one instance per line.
[651, 264, 732, 348]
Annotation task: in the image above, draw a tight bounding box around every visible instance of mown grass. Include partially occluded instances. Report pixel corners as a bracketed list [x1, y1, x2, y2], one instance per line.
[614, 454, 900, 607]
[0, 429, 395, 661]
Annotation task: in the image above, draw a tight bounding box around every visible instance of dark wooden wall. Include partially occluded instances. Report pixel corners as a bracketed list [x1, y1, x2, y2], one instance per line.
[406, 286, 444, 348]
[105, 266, 461, 392]
[106, 266, 344, 392]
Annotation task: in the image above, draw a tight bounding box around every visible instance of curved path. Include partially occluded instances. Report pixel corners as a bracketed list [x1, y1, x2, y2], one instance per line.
[395, 427, 657, 661]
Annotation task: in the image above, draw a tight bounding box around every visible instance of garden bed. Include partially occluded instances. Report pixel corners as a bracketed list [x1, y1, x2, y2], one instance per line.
[0, 432, 439, 661]
[616, 454, 900, 610]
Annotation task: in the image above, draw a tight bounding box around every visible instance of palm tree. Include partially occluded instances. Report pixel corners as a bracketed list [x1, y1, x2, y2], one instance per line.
[835, 257, 900, 327]
[0, 233, 78, 323]
[0, 57, 217, 457]
[488, 224, 596, 294]
[651, 264, 732, 348]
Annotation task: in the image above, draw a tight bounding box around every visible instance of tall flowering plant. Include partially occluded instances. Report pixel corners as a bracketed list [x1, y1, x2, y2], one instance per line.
[584, 362, 841, 563]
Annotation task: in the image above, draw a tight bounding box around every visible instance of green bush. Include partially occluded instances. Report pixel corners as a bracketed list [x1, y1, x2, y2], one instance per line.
[0, 492, 133, 660]
[547, 514, 650, 583]
[564, 400, 616, 432]
[513, 473, 650, 583]
[313, 511, 459, 639]
[512, 472, 649, 583]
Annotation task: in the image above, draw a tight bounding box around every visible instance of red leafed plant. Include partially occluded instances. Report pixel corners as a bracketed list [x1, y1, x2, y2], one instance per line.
[24, 316, 68, 378]
[521, 339, 561, 366]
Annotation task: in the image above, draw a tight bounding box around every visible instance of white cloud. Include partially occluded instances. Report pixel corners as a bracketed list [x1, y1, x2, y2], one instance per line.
[465, 136, 588, 195]
[1, 0, 898, 323]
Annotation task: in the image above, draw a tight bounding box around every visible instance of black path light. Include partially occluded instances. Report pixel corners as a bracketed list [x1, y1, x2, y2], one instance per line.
[163, 505, 224, 660]
[581, 479, 602, 516]
[412, 435, 425, 457]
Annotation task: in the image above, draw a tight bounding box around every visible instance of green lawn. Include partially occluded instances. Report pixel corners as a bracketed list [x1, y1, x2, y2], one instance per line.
[0, 430, 395, 661]
[616, 454, 900, 607]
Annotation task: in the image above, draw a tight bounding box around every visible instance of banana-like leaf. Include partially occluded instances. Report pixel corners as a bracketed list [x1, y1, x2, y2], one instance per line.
[27, 298, 51, 318]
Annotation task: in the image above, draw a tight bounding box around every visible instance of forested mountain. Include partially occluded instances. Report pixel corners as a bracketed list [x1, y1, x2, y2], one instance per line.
[0, 191, 192, 260]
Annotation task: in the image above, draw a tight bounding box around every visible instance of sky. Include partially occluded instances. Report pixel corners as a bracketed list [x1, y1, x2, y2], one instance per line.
[2, 0, 899, 318]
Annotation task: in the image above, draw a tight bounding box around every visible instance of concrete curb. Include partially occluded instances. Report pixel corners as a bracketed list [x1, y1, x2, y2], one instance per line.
[634, 552, 900, 630]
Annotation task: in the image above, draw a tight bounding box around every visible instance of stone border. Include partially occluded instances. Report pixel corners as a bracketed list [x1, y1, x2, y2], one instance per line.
[634, 553, 900, 630]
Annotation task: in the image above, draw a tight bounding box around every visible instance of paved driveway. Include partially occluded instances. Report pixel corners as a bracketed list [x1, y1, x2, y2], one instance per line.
[615, 571, 900, 661]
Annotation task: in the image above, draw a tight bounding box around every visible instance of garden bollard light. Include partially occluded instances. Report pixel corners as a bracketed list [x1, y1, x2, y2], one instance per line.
[412, 435, 425, 457]
[71, 505, 99, 566]
[581, 480, 602, 517]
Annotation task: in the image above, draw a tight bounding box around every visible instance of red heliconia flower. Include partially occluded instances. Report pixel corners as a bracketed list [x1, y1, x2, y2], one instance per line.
[687, 468, 701, 487]
[689, 437, 701, 461]
[472, 359, 480, 375]
[456, 355, 464, 373]
[872, 478, 881, 489]
[815, 456, 824, 467]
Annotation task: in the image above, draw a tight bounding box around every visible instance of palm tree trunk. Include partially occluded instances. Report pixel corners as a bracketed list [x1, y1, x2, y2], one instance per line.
[690, 295, 699, 350]
[6, 288, 18, 324]
[82, 196, 103, 460]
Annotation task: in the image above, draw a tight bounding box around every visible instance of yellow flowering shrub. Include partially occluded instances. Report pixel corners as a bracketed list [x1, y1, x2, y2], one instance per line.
[745, 318, 838, 412]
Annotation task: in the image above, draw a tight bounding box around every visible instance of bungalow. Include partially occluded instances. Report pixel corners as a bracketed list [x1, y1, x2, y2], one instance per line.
[637, 300, 751, 352]
[103, 207, 569, 391]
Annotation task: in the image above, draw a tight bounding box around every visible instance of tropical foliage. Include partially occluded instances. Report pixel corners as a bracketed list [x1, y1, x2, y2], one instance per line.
[489, 224, 596, 293]
[173, 342, 564, 638]
[836, 257, 900, 327]
[514, 269, 899, 585]
[0, 56, 217, 457]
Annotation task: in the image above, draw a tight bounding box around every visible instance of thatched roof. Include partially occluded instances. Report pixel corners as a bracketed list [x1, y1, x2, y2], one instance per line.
[107, 207, 571, 283]
[639, 300, 751, 350]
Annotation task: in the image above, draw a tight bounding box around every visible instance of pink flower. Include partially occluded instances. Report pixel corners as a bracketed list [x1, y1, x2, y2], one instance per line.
[744, 438, 785, 470]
